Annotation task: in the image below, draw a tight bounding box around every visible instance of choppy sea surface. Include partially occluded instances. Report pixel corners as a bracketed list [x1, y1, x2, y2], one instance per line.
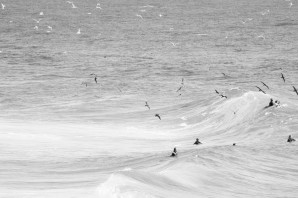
[1, 0, 298, 197]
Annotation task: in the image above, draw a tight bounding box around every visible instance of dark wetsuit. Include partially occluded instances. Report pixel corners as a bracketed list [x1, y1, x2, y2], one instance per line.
[194, 138, 202, 145]
[170, 148, 177, 157]
[268, 99, 274, 107]
[287, 135, 296, 143]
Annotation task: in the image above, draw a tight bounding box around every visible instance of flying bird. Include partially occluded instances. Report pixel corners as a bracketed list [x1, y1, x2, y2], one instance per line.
[281, 73, 285, 83]
[77, 28, 81, 34]
[176, 86, 183, 92]
[145, 102, 150, 110]
[261, 81, 270, 89]
[257, 34, 265, 40]
[81, 82, 88, 87]
[289, 2, 293, 8]
[293, 86, 298, 95]
[96, 3, 102, 9]
[66, 1, 77, 8]
[1, 3, 5, 9]
[171, 42, 178, 47]
[155, 114, 161, 120]
[220, 94, 227, 99]
[33, 19, 41, 23]
[256, 86, 266, 94]
[136, 14, 143, 19]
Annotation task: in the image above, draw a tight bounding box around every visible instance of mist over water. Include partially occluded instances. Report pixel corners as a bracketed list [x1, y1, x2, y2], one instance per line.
[1, 0, 298, 197]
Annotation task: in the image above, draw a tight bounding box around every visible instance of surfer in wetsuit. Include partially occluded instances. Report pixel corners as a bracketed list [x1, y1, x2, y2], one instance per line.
[287, 135, 296, 143]
[170, 147, 177, 157]
[194, 138, 202, 145]
[264, 98, 274, 108]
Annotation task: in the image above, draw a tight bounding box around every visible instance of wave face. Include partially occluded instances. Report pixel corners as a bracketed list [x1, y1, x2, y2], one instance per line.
[1, 0, 298, 197]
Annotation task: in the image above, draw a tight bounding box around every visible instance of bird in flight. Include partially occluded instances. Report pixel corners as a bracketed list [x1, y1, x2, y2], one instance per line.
[281, 73, 286, 83]
[145, 102, 150, 110]
[289, 2, 293, 8]
[96, 3, 102, 9]
[1, 3, 5, 9]
[136, 14, 143, 19]
[66, 1, 77, 8]
[171, 42, 178, 47]
[176, 86, 183, 92]
[220, 94, 227, 99]
[261, 81, 269, 89]
[155, 114, 161, 120]
[256, 86, 266, 94]
[33, 19, 41, 23]
[293, 86, 298, 95]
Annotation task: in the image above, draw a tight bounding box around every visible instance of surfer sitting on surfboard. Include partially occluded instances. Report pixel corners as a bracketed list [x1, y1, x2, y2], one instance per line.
[194, 138, 202, 145]
[287, 135, 296, 143]
[170, 147, 177, 157]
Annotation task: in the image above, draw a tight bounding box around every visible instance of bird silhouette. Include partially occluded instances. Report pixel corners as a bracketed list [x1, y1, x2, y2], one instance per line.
[155, 114, 161, 120]
[293, 86, 298, 95]
[81, 82, 88, 87]
[220, 94, 227, 99]
[145, 102, 150, 110]
[256, 86, 266, 94]
[261, 81, 269, 89]
[281, 73, 285, 83]
[176, 86, 183, 92]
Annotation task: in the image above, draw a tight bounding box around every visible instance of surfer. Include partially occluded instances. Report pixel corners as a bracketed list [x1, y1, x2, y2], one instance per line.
[215, 89, 219, 94]
[94, 76, 97, 83]
[287, 135, 296, 143]
[194, 138, 202, 145]
[170, 147, 177, 157]
[155, 114, 161, 120]
[265, 98, 274, 108]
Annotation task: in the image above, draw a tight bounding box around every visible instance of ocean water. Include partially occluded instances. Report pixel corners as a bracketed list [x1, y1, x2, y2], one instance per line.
[1, 0, 298, 197]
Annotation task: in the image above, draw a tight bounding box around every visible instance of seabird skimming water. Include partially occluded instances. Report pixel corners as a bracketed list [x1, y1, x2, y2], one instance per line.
[261, 81, 270, 89]
[155, 114, 161, 120]
[256, 86, 266, 94]
[281, 73, 285, 83]
[66, 1, 77, 8]
[145, 102, 150, 110]
[293, 86, 298, 95]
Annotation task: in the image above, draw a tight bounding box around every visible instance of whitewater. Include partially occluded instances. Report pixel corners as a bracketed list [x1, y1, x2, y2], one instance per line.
[0, 0, 298, 197]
